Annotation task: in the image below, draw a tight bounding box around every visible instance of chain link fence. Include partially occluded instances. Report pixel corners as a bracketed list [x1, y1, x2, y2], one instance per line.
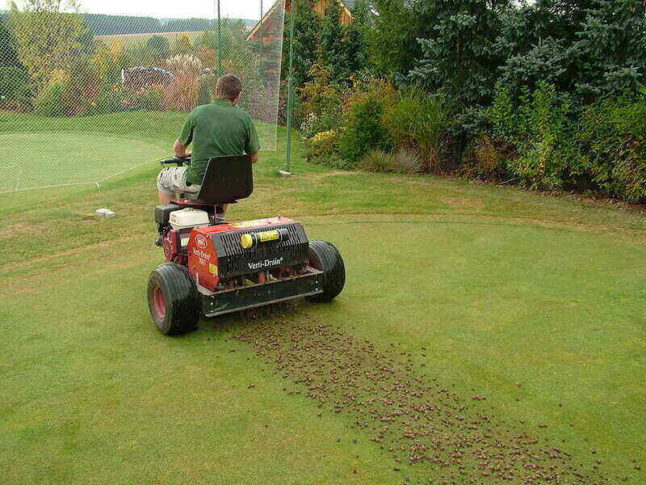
[0, 0, 285, 193]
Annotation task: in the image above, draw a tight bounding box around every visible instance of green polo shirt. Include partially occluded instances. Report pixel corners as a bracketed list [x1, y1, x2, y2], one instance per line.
[178, 99, 261, 185]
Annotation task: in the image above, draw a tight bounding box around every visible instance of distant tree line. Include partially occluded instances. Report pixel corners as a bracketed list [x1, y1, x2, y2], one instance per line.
[56, 14, 255, 36]
[83, 14, 255, 35]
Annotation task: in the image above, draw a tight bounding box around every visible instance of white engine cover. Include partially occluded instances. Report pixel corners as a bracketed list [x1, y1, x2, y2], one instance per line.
[169, 208, 210, 230]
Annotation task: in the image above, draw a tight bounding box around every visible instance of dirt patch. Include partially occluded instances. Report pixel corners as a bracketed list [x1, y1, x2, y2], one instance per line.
[0, 221, 42, 241]
[236, 320, 608, 484]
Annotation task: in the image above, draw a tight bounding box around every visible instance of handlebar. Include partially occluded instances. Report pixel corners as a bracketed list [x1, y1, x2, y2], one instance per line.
[160, 156, 191, 166]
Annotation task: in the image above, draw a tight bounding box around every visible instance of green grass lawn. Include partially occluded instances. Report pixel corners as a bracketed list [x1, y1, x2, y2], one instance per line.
[0, 133, 165, 191]
[0, 112, 277, 192]
[0, 113, 644, 483]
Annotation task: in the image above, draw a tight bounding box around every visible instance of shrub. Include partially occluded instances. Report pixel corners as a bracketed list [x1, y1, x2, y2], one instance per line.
[338, 79, 395, 166]
[461, 135, 508, 181]
[198, 73, 218, 106]
[85, 85, 128, 115]
[304, 129, 349, 169]
[146, 35, 170, 60]
[197, 47, 217, 67]
[85, 84, 164, 115]
[61, 59, 102, 116]
[358, 148, 423, 174]
[163, 76, 200, 112]
[136, 85, 164, 111]
[34, 81, 65, 116]
[394, 149, 422, 174]
[297, 63, 343, 132]
[358, 149, 400, 173]
[173, 34, 193, 56]
[300, 111, 343, 139]
[487, 82, 581, 190]
[579, 96, 645, 203]
[92, 42, 128, 88]
[33, 58, 104, 117]
[383, 89, 448, 173]
[166, 54, 202, 77]
[33, 70, 68, 116]
[487, 84, 517, 144]
[0, 66, 30, 107]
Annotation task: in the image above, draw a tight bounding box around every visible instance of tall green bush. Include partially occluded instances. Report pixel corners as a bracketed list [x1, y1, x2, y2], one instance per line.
[579, 96, 645, 203]
[0, 66, 30, 105]
[198, 73, 218, 106]
[33, 70, 67, 116]
[383, 89, 447, 173]
[297, 64, 343, 138]
[487, 82, 581, 190]
[338, 79, 395, 166]
[146, 35, 171, 62]
[281, 0, 321, 86]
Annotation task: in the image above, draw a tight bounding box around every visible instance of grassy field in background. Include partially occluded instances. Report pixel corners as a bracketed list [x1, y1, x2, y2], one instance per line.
[0, 113, 644, 483]
[97, 31, 204, 47]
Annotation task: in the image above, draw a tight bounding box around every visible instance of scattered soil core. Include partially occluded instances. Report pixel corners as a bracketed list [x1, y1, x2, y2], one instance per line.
[236, 319, 608, 484]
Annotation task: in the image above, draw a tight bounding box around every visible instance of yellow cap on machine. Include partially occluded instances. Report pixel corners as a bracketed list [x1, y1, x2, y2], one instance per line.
[240, 233, 255, 249]
[240, 229, 286, 249]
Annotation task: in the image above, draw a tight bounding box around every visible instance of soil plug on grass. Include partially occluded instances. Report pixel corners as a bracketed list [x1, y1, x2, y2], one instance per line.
[235, 319, 609, 483]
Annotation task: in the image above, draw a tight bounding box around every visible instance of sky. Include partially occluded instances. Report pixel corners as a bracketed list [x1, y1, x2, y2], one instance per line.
[9, 0, 273, 20]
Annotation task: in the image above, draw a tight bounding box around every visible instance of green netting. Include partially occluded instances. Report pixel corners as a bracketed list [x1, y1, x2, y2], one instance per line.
[0, 0, 285, 193]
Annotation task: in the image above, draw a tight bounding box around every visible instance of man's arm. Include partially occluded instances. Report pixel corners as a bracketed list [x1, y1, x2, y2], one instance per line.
[173, 139, 191, 158]
[245, 118, 261, 164]
[174, 113, 194, 158]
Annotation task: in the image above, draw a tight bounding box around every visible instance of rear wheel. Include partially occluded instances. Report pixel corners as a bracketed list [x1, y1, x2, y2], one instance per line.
[147, 263, 200, 335]
[306, 240, 345, 303]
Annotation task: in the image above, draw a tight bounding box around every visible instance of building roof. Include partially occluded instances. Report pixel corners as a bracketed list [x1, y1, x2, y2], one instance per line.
[247, 0, 356, 41]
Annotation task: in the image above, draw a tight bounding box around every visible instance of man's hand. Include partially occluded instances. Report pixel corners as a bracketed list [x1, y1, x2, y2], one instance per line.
[250, 152, 259, 164]
[173, 139, 190, 158]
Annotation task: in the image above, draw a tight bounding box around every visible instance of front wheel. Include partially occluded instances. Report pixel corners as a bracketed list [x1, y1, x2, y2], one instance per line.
[306, 240, 345, 303]
[147, 263, 200, 335]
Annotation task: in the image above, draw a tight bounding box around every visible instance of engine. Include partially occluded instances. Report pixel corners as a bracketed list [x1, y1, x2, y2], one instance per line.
[188, 217, 310, 292]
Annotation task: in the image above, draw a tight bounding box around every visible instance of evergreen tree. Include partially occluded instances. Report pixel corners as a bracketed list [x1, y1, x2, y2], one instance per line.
[147, 35, 171, 61]
[173, 34, 193, 56]
[365, 0, 439, 77]
[408, 0, 511, 107]
[573, 0, 646, 98]
[320, 1, 346, 80]
[343, 0, 370, 75]
[282, 0, 321, 86]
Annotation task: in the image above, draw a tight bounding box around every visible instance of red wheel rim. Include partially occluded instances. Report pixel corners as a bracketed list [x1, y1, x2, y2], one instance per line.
[153, 286, 166, 320]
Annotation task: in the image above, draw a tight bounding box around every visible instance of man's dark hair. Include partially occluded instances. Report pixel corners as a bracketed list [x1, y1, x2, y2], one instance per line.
[216, 74, 243, 101]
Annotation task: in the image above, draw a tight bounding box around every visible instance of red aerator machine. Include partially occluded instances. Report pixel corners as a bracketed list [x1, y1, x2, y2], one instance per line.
[148, 155, 345, 335]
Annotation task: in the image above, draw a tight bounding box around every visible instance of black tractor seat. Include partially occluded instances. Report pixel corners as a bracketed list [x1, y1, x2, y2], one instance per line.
[171, 154, 253, 214]
[181, 154, 254, 205]
[192, 154, 253, 204]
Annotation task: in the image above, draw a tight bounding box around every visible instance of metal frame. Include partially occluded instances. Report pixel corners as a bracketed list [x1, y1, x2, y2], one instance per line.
[201, 269, 323, 317]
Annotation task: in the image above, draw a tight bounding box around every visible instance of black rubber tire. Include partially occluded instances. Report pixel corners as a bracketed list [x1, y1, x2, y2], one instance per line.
[147, 262, 200, 335]
[306, 240, 345, 303]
